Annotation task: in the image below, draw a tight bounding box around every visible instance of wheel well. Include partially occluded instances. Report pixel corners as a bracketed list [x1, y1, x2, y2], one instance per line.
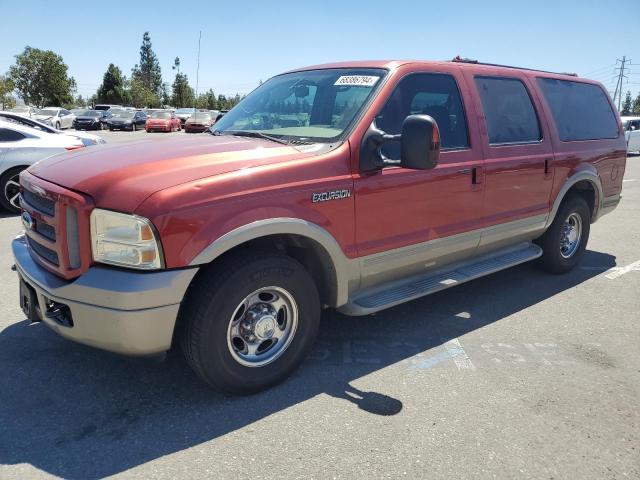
[564, 180, 597, 221]
[202, 234, 339, 308]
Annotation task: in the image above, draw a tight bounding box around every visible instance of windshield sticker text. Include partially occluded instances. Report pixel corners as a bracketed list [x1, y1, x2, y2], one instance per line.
[334, 76, 380, 87]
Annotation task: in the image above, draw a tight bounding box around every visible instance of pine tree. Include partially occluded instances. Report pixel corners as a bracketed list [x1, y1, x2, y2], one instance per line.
[632, 92, 640, 116]
[96, 64, 128, 105]
[171, 72, 195, 108]
[621, 91, 633, 116]
[131, 32, 162, 101]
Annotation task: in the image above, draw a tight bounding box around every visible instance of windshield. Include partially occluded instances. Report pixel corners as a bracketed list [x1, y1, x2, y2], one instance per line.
[212, 68, 386, 143]
[114, 111, 135, 118]
[151, 112, 171, 119]
[35, 109, 58, 116]
[176, 108, 195, 114]
[79, 110, 101, 117]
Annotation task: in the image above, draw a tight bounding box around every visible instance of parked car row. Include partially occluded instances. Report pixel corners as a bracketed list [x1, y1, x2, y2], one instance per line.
[7, 104, 227, 134]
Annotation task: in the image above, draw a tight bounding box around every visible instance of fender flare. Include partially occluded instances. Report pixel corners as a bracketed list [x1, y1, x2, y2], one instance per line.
[545, 170, 603, 228]
[189, 218, 352, 307]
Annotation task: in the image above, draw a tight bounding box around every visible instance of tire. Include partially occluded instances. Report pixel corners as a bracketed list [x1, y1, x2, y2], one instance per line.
[55, 121, 61, 130]
[0, 167, 25, 213]
[132, 123, 136, 132]
[180, 251, 321, 394]
[538, 195, 591, 274]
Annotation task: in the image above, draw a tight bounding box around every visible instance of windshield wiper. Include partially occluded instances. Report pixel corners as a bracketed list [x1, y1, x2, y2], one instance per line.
[225, 130, 290, 145]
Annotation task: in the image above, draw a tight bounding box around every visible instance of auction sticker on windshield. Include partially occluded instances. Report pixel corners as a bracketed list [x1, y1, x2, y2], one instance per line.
[334, 75, 380, 87]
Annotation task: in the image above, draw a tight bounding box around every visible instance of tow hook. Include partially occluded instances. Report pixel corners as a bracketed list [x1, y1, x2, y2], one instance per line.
[11, 264, 16, 271]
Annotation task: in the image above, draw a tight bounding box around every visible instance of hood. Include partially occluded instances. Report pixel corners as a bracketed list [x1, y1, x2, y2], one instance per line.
[147, 118, 170, 123]
[33, 114, 53, 120]
[28, 134, 308, 212]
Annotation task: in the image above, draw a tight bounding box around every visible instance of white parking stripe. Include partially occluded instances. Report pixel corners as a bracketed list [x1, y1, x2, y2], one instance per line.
[622, 179, 636, 183]
[605, 260, 640, 279]
[443, 338, 476, 370]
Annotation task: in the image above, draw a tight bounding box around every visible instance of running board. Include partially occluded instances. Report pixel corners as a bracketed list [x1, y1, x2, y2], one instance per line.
[341, 243, 542, 316]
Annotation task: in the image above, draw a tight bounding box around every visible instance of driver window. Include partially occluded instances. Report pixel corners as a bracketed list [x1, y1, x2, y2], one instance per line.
[376, 73, 469, 159]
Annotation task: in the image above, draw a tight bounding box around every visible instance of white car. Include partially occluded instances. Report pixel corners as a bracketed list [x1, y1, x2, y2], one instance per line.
[0, 111, 106, 146]
[0, 120, 84, 212]
[621, 116, 640, 154]
[31, 107, 75, 130]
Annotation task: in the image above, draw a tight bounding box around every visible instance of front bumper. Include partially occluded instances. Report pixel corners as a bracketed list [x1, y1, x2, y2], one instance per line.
[12, 235, 198, 355]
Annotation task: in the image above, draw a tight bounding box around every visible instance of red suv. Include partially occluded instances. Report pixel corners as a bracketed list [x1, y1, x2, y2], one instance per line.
[14, 59, 626, 393]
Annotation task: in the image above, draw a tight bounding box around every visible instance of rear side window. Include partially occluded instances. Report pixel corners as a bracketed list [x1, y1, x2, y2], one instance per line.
[0, 128, 26, 142]
[475, 77, 541, 145]
[537, 78, 619, 141]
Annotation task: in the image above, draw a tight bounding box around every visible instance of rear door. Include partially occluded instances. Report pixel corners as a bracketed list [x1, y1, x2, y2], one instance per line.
[353, 65, 486, 289]
[463, 71, 554, 251]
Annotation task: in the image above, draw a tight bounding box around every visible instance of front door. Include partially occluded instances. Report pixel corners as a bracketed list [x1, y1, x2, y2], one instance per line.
[353, 68, 486, 289]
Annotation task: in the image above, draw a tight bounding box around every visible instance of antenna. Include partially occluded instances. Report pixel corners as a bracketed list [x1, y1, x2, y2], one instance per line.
[195, 30, 202, 110]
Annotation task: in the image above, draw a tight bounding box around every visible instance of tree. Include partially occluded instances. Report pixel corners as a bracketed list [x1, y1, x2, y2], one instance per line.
[131, 32, 162, 102]
[171, 72, 195, 108]
[0, 75, 15, 110]
[96, 64, 128, 105]
[129, 77, 159, 108]
[621, 91, 632, 116]
[632, 92, 640, 116]
[8, 46, 75, 107]
[172, 57, 180, 74]
[196, 88, 217, 109]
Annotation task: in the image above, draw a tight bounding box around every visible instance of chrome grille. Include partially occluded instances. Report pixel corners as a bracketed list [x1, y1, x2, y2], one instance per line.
[22, 189, 55, 216]
[27, 237, 59, 266]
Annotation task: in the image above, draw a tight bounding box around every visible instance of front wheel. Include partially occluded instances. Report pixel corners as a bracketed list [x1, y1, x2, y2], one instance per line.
[180, 252, 321, 394]
[0, 167, 25, 213]
[55, 121, 61, 130]
[538, 195, 591, 274]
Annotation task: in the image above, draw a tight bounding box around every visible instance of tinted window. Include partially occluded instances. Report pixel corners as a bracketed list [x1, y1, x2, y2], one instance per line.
[376, 73, 469, 155]
[0, 128, 26, 142]
[537, 78, 619, 141]
[475, 77, 541, 145]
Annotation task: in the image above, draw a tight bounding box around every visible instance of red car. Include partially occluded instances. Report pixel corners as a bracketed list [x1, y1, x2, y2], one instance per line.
[145, 111, 181, 132]
[14, 59, 626, 394]
[184, 112, 214, 133]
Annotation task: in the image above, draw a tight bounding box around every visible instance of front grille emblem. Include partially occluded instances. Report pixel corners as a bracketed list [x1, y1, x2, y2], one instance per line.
[21, 211, 34, 230]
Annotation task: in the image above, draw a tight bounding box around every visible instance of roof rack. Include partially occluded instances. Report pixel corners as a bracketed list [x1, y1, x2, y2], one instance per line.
[451, 56, 578, 77]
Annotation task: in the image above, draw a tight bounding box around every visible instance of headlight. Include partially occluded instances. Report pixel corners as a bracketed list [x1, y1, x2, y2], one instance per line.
[90, 209, 163, 269]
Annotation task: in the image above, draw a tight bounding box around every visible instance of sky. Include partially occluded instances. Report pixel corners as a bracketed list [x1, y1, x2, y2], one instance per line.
[1, 0, 638, 104]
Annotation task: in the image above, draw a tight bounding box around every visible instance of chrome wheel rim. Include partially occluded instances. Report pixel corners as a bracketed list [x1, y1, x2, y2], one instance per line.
[4, 174, 21, 210]
[560, 212, 582, 259]
[227, 286, 298, 367]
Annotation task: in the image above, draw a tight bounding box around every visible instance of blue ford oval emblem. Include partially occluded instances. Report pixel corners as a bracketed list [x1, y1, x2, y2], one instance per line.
[21, 211, 34, 230]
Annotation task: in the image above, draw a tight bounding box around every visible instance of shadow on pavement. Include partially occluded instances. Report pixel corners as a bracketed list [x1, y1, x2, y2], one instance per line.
[0, 250, 615, 479]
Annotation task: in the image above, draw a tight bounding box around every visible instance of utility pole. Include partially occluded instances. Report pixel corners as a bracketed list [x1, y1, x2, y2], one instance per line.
[613, 56, 630, 111]
[195, 30, 201, 110]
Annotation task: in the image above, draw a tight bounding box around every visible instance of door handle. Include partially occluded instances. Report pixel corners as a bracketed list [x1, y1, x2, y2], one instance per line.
[457, 168, 472, 175]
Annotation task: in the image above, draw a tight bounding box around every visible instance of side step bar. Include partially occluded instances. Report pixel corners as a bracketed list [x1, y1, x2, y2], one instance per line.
[341, 243, 543, 316]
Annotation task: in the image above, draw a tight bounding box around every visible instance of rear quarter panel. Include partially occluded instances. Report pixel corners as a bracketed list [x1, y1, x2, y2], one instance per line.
[529, 74, 626, 206]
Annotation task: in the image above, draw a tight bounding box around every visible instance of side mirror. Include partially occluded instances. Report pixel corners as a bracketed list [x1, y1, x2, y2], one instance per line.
[400, 114, 440, 170]
[360, 114, 440, 171]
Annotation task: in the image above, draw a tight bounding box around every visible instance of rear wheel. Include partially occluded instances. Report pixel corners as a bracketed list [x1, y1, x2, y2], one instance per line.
[180, 252, 321, 394]
[0, 167, 25, 213]
[538, 195, 591, 274]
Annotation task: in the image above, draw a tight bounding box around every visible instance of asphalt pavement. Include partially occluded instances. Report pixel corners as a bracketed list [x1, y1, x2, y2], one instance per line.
[0, 134, 638, 479]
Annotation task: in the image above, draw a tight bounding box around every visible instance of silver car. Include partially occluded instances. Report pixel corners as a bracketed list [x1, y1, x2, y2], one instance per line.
[0, 120, 84, 212]
[31, 107, 75, 130]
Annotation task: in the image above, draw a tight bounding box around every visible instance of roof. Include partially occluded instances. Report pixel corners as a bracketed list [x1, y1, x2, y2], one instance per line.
[287, 59, 584, 80]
